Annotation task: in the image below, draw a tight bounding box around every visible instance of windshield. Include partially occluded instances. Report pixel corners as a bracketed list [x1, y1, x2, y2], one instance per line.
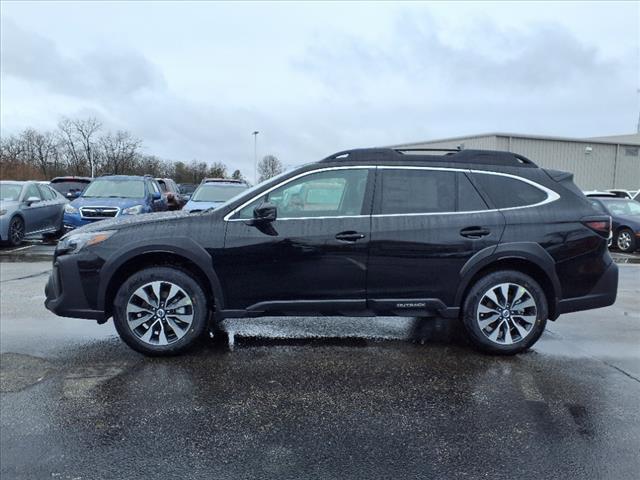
[600, 198, 640, 216]
[0, 183, 23, 201]
[82, 179, 145, 199]
[192, 183, 248, 202]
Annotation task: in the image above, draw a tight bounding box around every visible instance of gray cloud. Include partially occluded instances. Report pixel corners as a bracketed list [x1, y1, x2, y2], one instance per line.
[1, 17, 166, 99]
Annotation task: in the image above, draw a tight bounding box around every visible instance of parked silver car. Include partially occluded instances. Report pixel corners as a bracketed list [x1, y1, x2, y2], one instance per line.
[0, 181, 68, 246]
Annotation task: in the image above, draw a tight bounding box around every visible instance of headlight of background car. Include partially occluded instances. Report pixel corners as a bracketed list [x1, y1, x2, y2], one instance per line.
[56, 231, 115, 255]
[64, 204, 79, 214]
[122, 204, 144, 215]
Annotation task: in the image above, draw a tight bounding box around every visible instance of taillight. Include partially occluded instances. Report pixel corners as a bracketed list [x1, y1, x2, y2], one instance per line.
[582, 216, 611, 238]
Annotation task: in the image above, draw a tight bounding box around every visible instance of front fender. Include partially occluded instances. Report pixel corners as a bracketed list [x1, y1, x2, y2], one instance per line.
[96, 236, 225, 311]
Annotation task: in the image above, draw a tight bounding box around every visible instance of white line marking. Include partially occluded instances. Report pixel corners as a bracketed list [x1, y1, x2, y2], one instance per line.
[0, 245, 35, 255]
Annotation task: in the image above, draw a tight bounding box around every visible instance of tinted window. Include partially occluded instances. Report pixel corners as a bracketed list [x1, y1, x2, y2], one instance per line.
[235, 169, 369, 219]
[473, 173, 547, 209]
[157, 180, 168, 192]
[588, 199, 607, 214]
[378, 169, 459, 214]
[458, 173, 488, 212]
[50, 180, 89, 195]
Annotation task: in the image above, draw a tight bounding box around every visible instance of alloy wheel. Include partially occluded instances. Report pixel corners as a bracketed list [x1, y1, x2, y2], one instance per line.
[126, 281, 194, 346]
[9, 218, 24, 245]
[617, 231, 632, 251]
[476, 282, 537, 345]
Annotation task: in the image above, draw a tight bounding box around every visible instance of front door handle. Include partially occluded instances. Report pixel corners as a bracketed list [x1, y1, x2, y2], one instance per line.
[460, 227, 491, 239]
[335, 231, 366, 242]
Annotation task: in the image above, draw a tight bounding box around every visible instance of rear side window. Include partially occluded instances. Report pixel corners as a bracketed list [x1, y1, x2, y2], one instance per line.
[472, 173, 547, 209]
[38, 185, 56, 200]
[376, 169, 487, 214]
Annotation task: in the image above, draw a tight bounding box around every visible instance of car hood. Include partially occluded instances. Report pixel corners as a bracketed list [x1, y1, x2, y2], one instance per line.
[66, 210, 193, 235]
[183, 199, 224, 212]
[70, 196, 145, 209]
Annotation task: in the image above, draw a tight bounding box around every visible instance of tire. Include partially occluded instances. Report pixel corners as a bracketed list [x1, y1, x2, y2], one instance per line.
[6, 216, 25, 247]
[461, 270, 548, 355]
[615, 228, 636, 253]
[113, 266, 209, 356]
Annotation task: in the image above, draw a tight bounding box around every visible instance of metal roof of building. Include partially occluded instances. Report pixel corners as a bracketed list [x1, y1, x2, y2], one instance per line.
[392, 132, 640, 147]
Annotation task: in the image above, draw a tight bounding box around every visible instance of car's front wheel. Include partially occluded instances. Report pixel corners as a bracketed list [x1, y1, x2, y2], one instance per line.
[113, 267, 208, 356]
[462, 270, 548, 355]
[7, 216, 25, 247]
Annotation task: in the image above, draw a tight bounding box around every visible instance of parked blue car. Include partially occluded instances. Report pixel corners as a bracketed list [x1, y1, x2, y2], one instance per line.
[183, 178, 250, 212]
[63, 175, 167, 231]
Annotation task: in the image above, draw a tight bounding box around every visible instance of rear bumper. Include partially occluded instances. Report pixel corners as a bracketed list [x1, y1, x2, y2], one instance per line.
[556, 260, 618, 316]
[44, 254, 105, 321]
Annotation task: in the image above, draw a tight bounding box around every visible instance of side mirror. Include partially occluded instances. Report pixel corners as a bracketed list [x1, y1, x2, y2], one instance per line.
[25, 196, 40, 205]
[152, 192, 162, 200]
[252, 202, 277, 223]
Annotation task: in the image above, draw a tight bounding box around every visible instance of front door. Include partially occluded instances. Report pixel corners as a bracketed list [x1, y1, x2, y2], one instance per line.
[21, 184, 47, 233]
[219, 167, 374, 311]
[366, 167, 505, 312]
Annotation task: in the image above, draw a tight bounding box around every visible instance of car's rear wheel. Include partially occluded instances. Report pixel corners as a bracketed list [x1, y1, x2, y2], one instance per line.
[7, 216, 25, 247]
[462, 270, 547, 355]
[113, 267, 208, 356]
[615, 228, 636, 253]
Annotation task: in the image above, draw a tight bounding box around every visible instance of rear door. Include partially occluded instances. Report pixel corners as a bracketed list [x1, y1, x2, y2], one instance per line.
[219, 167, 374, 311]
[37, 185, 61, 230]
[366, 166, 505, 312]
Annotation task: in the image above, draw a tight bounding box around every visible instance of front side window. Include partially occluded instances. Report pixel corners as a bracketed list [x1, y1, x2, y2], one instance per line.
[600, 199, 640, 216]
[233, 169, 370, 219]
[472, 173, 548, 209]
[83, 179, 145, 199]
[24, 184, 42, 201]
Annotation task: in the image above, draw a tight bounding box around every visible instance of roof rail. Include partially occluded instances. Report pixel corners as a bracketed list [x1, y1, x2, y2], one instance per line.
[320, 147, 537, 167]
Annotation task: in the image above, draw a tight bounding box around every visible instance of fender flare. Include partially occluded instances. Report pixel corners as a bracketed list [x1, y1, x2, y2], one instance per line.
[454, 241, 561, 308]
[96, 236, 225, 312]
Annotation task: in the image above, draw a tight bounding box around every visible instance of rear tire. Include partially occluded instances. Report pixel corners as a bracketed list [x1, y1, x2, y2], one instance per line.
[462, 270, 548, 355]
[113, 266, 208, 356]
[615, 228, 636, 253]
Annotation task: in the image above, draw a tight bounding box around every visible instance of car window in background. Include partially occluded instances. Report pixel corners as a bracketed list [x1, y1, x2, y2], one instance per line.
[38, 185, 56, 200]
[472, 173, 547, 209]
[179, 184, 196, 195]
[588, 199, 608, 214]
[50, 181, 89, 195]
[24, 184, 42, 201]
[192, 184, 248, 202]
[235, 169, 368, 219]
[151, 181, 161, 195]
[0, 184, 23, 201]
[82, 179, 145, 199]
[600, 198, 640, 216]
[157, 180, 168, 192]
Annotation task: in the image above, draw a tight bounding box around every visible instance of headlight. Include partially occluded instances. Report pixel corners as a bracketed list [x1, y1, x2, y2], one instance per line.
[64, 204, 79, 214]
[122, 204, 144, 215]
[56, 230, 115, 255]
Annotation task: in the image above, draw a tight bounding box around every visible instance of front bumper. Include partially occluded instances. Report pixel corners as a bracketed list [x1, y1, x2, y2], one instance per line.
[556, 260, 619, 315]
[44, 252, 105, 321]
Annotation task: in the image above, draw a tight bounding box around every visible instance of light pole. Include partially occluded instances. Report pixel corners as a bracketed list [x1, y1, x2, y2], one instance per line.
[252, 131, 259, 184]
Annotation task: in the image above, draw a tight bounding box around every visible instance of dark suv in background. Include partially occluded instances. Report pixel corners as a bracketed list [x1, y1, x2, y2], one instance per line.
[45, 148, 618, 356]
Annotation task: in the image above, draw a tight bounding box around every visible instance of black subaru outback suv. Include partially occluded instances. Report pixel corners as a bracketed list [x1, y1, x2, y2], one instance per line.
[45, 148, 618, 356]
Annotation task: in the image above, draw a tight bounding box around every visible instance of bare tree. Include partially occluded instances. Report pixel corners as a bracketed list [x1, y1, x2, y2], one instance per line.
[257, 155, 283, 182]
[207, 162, 227, 179]
[231, 169, 243, 180]
[58, 117, 102, 177]
[20, 129, 59, 177]
[99, 130, 141, 175]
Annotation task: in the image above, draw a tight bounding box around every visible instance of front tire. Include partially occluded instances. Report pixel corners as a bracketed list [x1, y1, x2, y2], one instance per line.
[7, 216, 25, 247]
[462, 270, 548, 355]
[113, 267, 208, 356]
[615, 228, 636, 253]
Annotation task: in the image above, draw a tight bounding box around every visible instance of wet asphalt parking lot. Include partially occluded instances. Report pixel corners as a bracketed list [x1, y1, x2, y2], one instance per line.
[0, 253, 639, 479]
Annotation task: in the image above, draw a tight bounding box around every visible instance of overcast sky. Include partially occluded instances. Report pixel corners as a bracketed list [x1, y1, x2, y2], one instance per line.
[1, 1, 638, 177]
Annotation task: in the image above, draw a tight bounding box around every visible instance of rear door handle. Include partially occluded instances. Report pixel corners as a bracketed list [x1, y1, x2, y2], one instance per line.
[335, 231, 366, 242]
[460, 227, 491, 239]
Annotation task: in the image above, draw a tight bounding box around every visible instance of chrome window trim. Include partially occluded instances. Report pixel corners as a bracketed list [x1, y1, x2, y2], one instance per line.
[224, 165, 560, 222]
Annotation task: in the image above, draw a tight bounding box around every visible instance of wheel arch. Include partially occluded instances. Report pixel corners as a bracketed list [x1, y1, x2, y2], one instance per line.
[455, 243, 561, 320]
[98, 239, 224, 319]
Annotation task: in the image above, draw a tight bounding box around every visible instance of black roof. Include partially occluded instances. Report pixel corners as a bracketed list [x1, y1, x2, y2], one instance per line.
[320, 148, 537, 168]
